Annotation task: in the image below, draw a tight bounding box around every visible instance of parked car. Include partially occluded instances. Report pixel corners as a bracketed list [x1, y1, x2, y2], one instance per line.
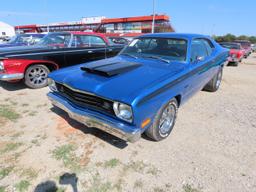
[251, 44, 256, 52]
[219, 42, 244, 66]
[234, 40, 252, 58]
[47, 33, 228, 142]
[0, 32, 124, 88]
[108, 37, 130, 45]
[0, 34, 45, 48]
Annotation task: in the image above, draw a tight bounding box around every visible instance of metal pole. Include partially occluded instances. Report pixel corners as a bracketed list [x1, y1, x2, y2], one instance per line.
[152, 0, 155, 33]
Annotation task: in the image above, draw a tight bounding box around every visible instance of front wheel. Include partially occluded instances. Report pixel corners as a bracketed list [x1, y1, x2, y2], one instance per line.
[203, 67, 223, 92]
[24, 64, 50, 89]
[145, 98, 178, 141]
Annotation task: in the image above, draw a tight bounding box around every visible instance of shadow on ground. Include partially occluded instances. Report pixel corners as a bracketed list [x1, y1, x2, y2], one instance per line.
[0, 81, 27, 91]
[34, 173, 78, 192]
[51, 106, 129, 149]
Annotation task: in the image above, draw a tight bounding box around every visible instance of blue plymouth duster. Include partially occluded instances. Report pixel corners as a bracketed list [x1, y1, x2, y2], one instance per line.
[47, 33, 228, 142]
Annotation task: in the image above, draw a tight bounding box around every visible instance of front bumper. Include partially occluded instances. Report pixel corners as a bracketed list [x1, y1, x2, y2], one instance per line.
[228, 57, 238, 63]
[0, 73, 24, 81]
[47, 92, 141, 143]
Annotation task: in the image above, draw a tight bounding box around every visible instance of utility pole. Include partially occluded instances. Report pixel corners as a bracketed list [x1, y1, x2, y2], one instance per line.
[151, 0, 155, 33]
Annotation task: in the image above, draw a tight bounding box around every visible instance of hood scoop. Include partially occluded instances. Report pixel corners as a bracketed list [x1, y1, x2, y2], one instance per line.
[81, 61, 141, 77]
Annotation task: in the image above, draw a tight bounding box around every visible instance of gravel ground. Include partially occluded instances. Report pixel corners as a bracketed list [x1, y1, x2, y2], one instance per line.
[0, 53, 255, 192]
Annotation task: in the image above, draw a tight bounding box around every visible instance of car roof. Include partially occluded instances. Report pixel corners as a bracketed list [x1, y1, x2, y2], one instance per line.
[139, 33, 211, 40]
[47, 31, 107, 38]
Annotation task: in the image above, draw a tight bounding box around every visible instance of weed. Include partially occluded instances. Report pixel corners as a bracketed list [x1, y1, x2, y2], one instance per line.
[104, 158, 120, 168]
[153, 187, 165, 192]
[87, 173, 113, 192]
[15, 180, 30, 192]
[0, 104, 20, 121]
[11, 132, 23, 138]
[0, 167, 13, 179]
[134, 180, 143, 189]
[31, 139, 40, 146]
[125, 161, 147, 172]
[56, 188, 66, 192]
[20, 168, 38, 180]
[28, 111, 37, 116]
[0, 142, 23, 154]
[146, 165, 160, 175]
[21, 103, 29, 107]
[52, 144, 80, 171]
[0, 186, 6, 192]
[183, 184, 202, 192]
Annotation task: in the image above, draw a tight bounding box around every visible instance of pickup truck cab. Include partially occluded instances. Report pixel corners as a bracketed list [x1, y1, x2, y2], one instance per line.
[0, 32, 123, 88]
[47, 33, 228, 142]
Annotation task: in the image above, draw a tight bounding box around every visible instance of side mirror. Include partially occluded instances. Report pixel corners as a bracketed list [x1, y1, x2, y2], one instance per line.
[196, 56, 204, 62]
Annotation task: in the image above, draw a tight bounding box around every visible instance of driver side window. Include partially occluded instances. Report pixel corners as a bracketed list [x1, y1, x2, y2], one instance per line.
[191, 39, 208, 63]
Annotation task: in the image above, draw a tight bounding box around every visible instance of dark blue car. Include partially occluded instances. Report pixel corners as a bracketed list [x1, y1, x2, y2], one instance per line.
[0, 33, 45, 48]
[47, 33, 228, 142]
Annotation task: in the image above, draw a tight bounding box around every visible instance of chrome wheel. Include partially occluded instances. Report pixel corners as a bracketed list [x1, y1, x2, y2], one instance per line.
[159, 104, 176, 136]
[27, 66, 48, 86]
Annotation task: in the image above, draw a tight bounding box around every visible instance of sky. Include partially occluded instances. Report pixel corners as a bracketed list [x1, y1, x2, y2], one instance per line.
[0, 0, 255, 36]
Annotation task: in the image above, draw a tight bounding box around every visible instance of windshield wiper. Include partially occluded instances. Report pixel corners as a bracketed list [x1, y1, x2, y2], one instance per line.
[142, 55, 170, 63]
[120, 53, 138, 59]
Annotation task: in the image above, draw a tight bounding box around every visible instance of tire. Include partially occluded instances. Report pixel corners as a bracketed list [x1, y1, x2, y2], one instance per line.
[24, 64, 50, 89]
[203, 67, 223, 92]
[232, 62, 238, 67]
[145, 98, 178, 141]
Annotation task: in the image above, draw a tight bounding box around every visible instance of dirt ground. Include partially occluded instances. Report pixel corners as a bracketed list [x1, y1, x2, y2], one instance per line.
[0, 53, 256, 192]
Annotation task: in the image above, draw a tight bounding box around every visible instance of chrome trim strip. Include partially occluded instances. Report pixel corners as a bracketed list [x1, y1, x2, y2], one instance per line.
[0, 73, 24, 81]
[48, 93, 141, 143]
[8, 48, 107, 58]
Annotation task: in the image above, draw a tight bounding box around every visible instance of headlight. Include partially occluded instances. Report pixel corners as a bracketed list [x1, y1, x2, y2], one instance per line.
[48, 78, 58, 92]
[0, 61, 4, 71]
[113, 102, 133, 123]
[231, 54, 236, 58]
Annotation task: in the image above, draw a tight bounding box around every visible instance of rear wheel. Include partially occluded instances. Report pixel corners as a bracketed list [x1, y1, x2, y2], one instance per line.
[24, 64, 50, 89]
[145, 98, 178, 141]
[203, 67, 223, 92]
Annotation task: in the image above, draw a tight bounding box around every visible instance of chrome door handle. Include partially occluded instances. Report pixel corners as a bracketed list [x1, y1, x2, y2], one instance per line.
[88, 50, 93, 53]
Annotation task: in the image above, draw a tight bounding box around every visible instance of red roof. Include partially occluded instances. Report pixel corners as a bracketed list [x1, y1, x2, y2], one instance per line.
[102, 15, 169, 24]
[14, 24, 37, 29]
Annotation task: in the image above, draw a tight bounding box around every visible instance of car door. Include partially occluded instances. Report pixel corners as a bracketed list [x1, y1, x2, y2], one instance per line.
[187, 39, 213, 95]
[64, 35, 107, 67]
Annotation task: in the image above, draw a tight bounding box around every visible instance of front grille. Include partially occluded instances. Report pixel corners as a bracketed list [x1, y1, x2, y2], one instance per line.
[56, 83, 115, 116]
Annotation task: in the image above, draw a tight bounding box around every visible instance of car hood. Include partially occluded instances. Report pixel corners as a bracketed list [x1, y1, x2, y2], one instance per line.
[49, 56, 186, 104]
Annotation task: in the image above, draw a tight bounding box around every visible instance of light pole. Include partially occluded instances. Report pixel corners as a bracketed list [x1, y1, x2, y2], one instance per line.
[151, 0, 155, 33]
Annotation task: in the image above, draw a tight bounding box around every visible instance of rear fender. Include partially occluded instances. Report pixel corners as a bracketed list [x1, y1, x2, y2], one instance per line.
[3, 59, 59, 74]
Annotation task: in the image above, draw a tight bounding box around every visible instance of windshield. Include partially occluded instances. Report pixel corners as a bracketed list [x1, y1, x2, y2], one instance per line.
[8, 35, 32, 44]
[38, 33, 71, 47]
[220, 43, 240, 50]
[235, 41, 250, 48]
[120, 37, 187, 62]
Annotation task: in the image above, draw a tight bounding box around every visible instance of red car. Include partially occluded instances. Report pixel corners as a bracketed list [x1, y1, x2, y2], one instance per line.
[219, 42, 245, 66]
[234, 40, 252, 58]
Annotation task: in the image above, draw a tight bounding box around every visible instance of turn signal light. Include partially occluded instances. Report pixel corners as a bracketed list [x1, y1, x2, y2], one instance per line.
[141, 118, 151, 129]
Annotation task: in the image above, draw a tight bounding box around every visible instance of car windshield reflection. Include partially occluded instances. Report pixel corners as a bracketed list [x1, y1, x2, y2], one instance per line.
[120, 37, 187, 62]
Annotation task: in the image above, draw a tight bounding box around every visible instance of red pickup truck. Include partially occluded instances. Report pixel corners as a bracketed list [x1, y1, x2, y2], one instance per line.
[219, 42, 245, 66]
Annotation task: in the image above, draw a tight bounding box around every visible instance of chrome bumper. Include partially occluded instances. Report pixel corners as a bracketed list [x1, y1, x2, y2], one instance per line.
[48, 93, 141, 143]
[0, 73, 24, 81]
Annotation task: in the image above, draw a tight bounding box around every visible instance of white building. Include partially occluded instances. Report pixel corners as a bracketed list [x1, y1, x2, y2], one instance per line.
[0, 21, 15, 37]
